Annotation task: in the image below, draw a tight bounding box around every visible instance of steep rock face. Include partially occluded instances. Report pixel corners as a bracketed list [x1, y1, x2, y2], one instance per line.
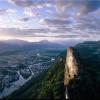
[64, 48, 78, 86]
[64, 48, 78, 99]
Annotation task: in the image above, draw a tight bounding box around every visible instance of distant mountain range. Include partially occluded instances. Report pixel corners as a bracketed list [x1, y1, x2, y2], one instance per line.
[0, 39, 29, 45]
[0, 39, 66, 54]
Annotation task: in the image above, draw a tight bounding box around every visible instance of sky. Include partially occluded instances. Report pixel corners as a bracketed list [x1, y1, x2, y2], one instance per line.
[0, 0, 100, 42]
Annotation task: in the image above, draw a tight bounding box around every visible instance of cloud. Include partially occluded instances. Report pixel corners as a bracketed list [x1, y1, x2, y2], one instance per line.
[0, 8, 17, 15]
[23, 7, 40, 17]
[76, 0, 100, 15]
[8, 0, 34, 7]
[1, 0, 99, 41]
[0, 28, 50, 37]
[55, 0, 100, 15]
[94, 8, 100, 17]
[40, 18, 72, 26]
[8, 0, 54, 7]
[0, 27, 99, 41]
[0, 9, 7, 14]
[8, 0, 100, 15]
[77, 15, 100, 31]
[7, 9, 17, 14]
[19, 17, 30, 22]
[0, 28, 83, 38]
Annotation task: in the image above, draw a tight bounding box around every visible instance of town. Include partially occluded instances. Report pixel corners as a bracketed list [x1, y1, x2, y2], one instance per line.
[0, 48, 60, 97]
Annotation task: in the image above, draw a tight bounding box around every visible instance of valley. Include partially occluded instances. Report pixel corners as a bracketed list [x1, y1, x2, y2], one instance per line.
[0, 40, 65, 98]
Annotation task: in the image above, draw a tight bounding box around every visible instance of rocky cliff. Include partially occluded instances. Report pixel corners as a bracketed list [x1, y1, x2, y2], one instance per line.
[64, 48, 78, 85]
[64, 48, 78, 99]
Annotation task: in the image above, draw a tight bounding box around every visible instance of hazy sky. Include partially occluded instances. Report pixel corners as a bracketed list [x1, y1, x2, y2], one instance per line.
[0, 0, 100, 42]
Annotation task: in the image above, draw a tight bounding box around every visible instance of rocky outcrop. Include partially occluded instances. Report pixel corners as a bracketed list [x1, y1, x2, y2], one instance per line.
[64, 48, 78, 99]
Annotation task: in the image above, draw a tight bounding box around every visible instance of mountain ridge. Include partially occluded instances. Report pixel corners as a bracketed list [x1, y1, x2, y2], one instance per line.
[0, 39, 65, 54]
